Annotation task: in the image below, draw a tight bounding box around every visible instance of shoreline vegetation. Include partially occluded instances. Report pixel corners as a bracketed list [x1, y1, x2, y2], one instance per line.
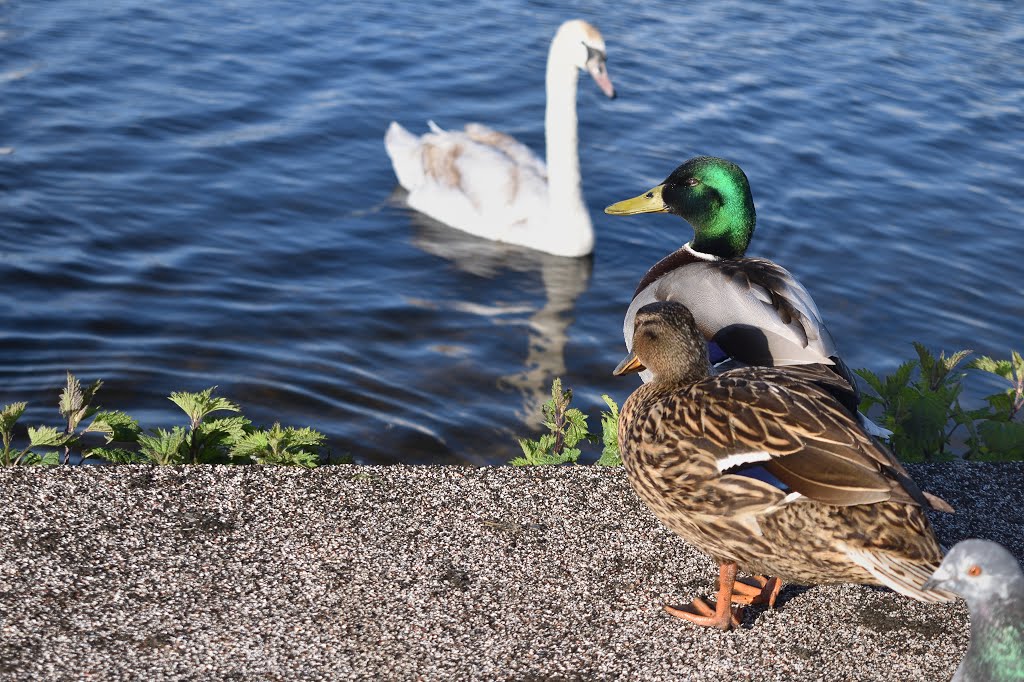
[510, 344, 1023, 467]
[1, 374, 328, 467]
[2, 346, 1021, 468]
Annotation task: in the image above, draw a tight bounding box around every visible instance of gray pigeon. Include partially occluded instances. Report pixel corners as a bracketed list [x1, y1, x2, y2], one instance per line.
[924, 539, 1024, 681]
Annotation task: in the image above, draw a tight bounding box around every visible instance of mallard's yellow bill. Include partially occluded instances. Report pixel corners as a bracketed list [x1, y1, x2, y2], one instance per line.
[604, 184, 669, 215]
[613, 351, 646, 376]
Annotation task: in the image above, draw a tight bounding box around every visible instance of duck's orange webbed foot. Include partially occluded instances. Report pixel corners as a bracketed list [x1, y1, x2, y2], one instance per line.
[663, 561, 749, 630]
[664, 598, 743, 630]
[731, 575, 783, 607]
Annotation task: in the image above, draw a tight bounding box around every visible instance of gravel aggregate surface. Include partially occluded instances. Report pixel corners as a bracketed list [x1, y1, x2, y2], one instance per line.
[1, 462, 1022, 681]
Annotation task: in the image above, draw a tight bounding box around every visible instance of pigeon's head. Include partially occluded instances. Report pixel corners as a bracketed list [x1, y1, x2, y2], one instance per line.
[924, 539, 1024, 603]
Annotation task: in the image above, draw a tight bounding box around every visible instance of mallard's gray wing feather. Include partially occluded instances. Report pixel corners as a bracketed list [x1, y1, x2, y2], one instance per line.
[624, 257, 838, 368]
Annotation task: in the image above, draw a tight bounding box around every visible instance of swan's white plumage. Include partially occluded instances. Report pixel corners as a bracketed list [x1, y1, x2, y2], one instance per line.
[385, 120, 549, 245]
[384, 19, 614, 258]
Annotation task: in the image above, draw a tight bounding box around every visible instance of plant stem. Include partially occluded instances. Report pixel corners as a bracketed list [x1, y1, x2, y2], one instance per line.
[188, 417, 203, 464]
[552, 401, 565, 455]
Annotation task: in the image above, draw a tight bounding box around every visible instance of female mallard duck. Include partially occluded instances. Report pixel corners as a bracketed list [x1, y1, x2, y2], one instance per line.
[614, 301, 954, 630]
[605, 156, 860, 399]
[384, 19, 615, 258]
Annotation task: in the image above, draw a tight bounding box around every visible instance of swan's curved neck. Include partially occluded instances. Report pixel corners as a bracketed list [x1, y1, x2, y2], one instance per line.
[543, 39, 592, 255]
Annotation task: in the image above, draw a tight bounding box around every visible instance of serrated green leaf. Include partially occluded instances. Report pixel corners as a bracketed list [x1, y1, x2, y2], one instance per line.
[550, 379, 571, 411]
[137, 427, 188, 465]
[28, 426, 70, 448]
[854, 368, 884, 397]
[87, 447, 148, 464]
[944, 349, 973, 372]
[231, 430, 270, 459]
[596, 442, 621, 466]
[888, 360, 917, 395]
[984, 392, 1016, 420]
[281, 450, 319, 467]
[168, 387, 240, 427]
[199, 416, 252, 445]
[58, 372, 83, 417]
[514, 438, 537, 465]
[911, 346, 971, 391]
[227, 423, 323, 466]
[1, 402, 27, 422]
[60, 372, 102, 432]
[846, 345, 1024, 463]
[959, 405, 997, 423]
[84, 411, 141, 443]
[913, 342, 936, 373]
[1, 402, 27, 434]
[563, 408, 590, 448]
[970, 356, 1003, 375]
[512, 432, 566, 466]
[891, 389, 952, 460]
[977, 421, 1024, 461]
[513, 438, 544, 466]
[20, 450, 60, 466]
[596, 394, 622, 466]
[558, 447, 582, 464]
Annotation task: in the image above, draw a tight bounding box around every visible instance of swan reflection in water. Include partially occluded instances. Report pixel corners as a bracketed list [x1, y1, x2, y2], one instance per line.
[400, 196, 592, 434]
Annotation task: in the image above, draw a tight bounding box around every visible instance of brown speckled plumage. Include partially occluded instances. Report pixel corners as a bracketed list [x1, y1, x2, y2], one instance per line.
[616, 301, 954, 607]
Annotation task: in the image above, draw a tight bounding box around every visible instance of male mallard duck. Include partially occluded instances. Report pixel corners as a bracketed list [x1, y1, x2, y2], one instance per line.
[605, 156, 858, 397]
[924, 539, 1024, 682]
[614, 301, 954, 630]
[385, 19, 615, 258]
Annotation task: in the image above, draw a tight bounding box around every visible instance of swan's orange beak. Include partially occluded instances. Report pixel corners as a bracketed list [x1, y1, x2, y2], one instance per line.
[586, 55, 616, 99]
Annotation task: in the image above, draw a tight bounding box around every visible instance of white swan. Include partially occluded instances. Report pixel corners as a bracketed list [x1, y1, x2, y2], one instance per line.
[384, 19, 615, 258]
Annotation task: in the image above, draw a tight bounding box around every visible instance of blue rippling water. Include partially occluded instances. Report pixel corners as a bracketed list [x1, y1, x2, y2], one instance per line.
[1, 1, 1022, 463]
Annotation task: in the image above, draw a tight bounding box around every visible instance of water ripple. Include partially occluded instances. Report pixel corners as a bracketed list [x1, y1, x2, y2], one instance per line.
[2, 0, 1022, 463]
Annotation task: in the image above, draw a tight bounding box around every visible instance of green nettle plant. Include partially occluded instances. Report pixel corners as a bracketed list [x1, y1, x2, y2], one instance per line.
[510, 378, 621, 466]
[1, 374, 324, 467]
[133, 388, 248, 465]
[856, 344, 973, 461]
[961, 351, 1024, 460]
[595, 395, 622, 467]
[1, 402, 52, 466]
[511, 378, 590, 466]
[516, 347, 1024, 467]
[857, 345, 1024, 462]
[1, 372, 140, 466]
[230, 423, 324, 467]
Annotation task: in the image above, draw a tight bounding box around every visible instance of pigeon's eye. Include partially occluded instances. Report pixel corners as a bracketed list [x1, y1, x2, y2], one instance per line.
[967, 565, 982, 577]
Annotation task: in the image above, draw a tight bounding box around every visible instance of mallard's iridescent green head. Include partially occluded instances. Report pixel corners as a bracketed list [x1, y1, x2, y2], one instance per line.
[605, 156, 757, 259]
[613, 301, 710, 384]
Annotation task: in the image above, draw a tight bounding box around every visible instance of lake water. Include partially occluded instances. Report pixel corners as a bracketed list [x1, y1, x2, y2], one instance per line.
[2, 1, 1022, 464]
